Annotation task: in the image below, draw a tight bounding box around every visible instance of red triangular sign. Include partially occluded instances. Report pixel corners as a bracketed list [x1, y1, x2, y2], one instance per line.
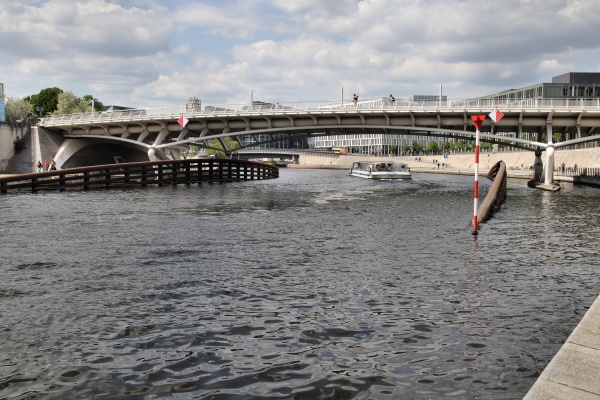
[471, 115, 485, 130]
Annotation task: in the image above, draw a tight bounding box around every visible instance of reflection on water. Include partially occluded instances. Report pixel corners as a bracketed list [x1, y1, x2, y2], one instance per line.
[0, 168, 599, 399]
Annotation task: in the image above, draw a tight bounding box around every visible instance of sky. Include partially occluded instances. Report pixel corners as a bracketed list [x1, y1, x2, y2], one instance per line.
[1, 0, 600, 109]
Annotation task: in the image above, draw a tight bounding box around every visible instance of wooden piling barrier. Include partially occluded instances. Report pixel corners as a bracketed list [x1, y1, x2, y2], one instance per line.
[0, 159, 279, 194]
[475, 160, 507, 225]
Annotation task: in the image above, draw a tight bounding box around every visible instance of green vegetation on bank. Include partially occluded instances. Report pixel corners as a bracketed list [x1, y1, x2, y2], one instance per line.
[5, 86, 105, 125]
[206, 137, 240, 159]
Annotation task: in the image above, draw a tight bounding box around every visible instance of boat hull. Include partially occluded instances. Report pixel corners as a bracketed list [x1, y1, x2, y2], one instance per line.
[350, 171, 411, 179]
[350, 161, 412, 180]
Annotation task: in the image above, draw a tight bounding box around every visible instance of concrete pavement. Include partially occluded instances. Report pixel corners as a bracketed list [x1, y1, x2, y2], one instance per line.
[524, 294, 600, 399]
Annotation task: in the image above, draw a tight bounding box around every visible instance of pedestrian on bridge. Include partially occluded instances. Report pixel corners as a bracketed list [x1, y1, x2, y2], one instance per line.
[353, 94, 359, 107]
[389, 94, 395, 104]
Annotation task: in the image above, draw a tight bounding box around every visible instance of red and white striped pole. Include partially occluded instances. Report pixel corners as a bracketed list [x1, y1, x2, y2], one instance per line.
[471, 115, 486, 235]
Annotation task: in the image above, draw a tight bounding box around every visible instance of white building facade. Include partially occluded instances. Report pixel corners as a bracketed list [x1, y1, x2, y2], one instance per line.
[313, 132, 438, 155]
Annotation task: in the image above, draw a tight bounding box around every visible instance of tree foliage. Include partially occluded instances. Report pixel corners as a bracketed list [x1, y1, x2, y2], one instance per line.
[206, 137, 240, 159]
[411, 140, 424, 154]
[5, 96, 33, 125]
[23, 87, 106, 115]
[82, 94, 105, 112]
[426, 140, 440, 153]
[25, 87, 63, 116]
[55, 91, 92, 114]
[455, 139, 467, 150]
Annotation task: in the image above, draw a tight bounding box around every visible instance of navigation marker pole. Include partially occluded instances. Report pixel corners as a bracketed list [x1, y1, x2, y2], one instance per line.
[471, 115, 486, 235]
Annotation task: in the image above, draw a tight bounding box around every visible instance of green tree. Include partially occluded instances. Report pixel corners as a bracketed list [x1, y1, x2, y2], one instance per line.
[82, 95, 105, 112]
[54, 91, 91, 114]
[206, 137, 240, 159]
[411, 141, 424, 154]
[426, 140, 440, 154]
[25, 87, 63, 116]
[5, 96, 33, 125]
[402, 144, 411, 154]
[553, 132, 563, 143]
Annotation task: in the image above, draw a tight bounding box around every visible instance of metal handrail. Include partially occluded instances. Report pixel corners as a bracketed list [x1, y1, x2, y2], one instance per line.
[39, 98, 600, 127]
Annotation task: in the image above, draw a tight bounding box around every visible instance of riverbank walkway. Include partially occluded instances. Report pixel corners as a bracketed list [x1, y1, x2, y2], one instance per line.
[524, 294, 600, 399]
[297, 147, 600, 186]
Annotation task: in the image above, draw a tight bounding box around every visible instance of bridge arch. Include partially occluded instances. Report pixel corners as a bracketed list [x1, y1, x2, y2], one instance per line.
[55, 136, 152, 168]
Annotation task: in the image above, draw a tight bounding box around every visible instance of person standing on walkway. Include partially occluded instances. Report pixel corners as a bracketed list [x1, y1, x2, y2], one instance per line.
[353, 94, 359, 107]
[389, 94, 395, 105]
[44, 160, 49, 171]
[37, 161, 42, 172]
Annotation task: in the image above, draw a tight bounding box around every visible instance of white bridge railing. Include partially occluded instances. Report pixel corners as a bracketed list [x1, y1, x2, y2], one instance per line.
[40, 98, 600, 127]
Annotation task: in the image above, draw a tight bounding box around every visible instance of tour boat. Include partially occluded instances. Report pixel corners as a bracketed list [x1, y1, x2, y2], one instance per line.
[349, 161, 411, 179]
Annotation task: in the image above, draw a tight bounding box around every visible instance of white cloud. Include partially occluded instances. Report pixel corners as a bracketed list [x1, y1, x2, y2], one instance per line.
[2, 0, 600, 108]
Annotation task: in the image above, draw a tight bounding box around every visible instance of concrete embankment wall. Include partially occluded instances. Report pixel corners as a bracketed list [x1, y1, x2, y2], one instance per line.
[299, 147, 600, 172]
[0, 124, 22, 172]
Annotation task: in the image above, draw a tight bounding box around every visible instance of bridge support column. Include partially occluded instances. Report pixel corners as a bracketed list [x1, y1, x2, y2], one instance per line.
[544, 144, 555, 185]
[528, 127, 560, 191]
[533, 149, 543, 181]
[148, 148, 158, 161]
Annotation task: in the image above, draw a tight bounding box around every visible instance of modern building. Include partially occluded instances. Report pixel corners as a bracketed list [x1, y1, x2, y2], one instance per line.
[410, 94, 447, 103]
[313, 132, 435, 156]
[470, 72, 600, 102]
[186, 97, 201, 112]
[0, 83, 5, 122]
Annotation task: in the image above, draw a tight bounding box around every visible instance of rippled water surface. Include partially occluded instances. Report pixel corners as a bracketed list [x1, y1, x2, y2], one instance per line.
[1, 168, 599, 399]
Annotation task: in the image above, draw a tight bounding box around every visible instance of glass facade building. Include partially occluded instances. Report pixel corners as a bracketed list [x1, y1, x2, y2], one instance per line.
[470, 72, 600, 102]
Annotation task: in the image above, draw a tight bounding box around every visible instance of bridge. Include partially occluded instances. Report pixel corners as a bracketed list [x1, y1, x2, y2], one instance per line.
[38, 97, 600, 186]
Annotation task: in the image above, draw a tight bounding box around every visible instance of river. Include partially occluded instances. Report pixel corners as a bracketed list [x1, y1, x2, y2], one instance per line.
[1, 168, 599, 399]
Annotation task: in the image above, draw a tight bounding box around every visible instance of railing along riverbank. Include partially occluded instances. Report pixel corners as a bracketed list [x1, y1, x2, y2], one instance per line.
[0, 159, 279, 194]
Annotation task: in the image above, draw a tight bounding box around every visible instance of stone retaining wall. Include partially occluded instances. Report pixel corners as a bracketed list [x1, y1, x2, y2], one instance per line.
[0, 124, 20, 172]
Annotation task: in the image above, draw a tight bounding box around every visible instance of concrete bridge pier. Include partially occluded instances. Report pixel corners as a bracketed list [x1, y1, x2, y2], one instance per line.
[534, 149, 543, 181]
[528, 128, 561, 191]
[544, 144, 556, 185]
